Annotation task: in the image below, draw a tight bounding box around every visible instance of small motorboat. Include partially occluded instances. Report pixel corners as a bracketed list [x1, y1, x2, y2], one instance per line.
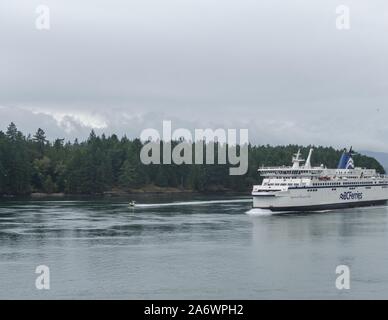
[128, 201, 136, 207]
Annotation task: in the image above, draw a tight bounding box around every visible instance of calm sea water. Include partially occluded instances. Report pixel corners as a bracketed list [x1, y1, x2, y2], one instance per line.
[1, 195, 388, 299]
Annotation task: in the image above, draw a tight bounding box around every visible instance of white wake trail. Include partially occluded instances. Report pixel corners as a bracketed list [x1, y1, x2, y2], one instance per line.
[132, 198, 252, 208]
[245, 208, 273, 216]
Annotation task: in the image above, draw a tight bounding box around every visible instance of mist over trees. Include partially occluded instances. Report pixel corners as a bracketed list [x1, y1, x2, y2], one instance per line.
[0, 123, 385, 196]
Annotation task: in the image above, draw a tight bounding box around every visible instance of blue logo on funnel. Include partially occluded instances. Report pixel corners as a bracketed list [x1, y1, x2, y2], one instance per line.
[337, 147, 354, 169]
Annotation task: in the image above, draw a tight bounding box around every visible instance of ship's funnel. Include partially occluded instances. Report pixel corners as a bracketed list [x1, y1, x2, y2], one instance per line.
[337, 147, 354, 169]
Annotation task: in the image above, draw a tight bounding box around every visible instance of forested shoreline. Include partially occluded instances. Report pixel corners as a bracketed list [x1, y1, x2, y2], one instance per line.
[0, 123, 385, 196]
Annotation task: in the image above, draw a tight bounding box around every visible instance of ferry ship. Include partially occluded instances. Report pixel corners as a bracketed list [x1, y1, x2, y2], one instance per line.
[252, 148, 388, 211]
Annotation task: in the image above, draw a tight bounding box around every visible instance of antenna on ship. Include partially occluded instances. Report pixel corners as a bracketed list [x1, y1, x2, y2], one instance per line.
[305, 148, 313, 169]
[292, 149, 305, 168]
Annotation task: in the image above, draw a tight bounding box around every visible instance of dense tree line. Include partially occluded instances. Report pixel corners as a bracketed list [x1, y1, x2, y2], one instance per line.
[0, 123, 385, 196]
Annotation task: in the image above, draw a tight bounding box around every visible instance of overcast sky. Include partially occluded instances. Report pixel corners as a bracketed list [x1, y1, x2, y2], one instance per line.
[0, 0, 388, 151]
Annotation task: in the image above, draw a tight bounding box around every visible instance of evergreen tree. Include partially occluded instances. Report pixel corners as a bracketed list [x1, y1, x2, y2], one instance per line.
[33, 128, 47, 157]
[6, 122, 18, 141]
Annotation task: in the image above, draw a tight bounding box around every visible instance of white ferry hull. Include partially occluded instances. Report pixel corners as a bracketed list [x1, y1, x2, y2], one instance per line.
[252, 186, 388, 212]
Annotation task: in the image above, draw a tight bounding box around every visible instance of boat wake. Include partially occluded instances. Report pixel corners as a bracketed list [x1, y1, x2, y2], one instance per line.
[245, 208, 273, 216]
[132, 198, 252, 208]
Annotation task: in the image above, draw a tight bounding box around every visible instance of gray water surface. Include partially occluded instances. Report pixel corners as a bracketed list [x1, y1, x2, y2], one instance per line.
[0, 197, 388, 299]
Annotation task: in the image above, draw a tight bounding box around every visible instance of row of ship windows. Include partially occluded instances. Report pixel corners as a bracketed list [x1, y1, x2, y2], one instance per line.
[265, 171, 313, 174]
[264, 183, 299, 186]
[313, 182, 341, 186]
[308, 188, 338, 192]
[264, 182, 388, 191]
[265, 182, 388, 187]
[312, 181, 387, 186]
[307, 186, 388, 191]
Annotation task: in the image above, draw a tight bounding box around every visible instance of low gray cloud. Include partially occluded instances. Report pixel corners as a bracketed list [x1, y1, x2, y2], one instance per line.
[1, 0, 388, 151]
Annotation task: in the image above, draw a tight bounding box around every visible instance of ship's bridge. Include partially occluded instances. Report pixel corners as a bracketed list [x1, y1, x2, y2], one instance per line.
[258, 167, 324, 178]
